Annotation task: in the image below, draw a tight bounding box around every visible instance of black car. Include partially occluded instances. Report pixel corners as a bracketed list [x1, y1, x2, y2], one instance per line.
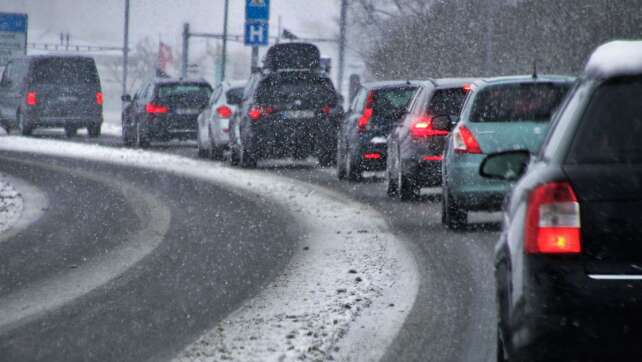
[0, 55, 103, 137]
[122, 78, 212, 147]
[229, 43, 342, 168]
[482, 41, 642, 361]
[336, 81, 420, 182]
[386, 78, 473, 199]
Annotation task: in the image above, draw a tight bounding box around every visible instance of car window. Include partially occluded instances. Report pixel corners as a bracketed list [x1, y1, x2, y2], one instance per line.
[30, 58, 99, 85]
[427, 87, 467, 116]
[567, 76, 642, 164]
[352, 88, 367, 112]
[255, 75, 336, 106]
[470, 82, 571, 123]
[225, 87, 244, 105]
[210, 86, 223, 105]
[158, 83, 212, 99]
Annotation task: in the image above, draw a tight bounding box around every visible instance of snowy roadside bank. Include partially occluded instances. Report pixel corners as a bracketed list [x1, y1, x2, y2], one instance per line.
[0, 137, 420, 361]
[0, 174, 23, 236]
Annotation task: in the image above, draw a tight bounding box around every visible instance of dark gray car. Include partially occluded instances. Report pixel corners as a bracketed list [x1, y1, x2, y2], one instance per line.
[0, 55, 103, 137]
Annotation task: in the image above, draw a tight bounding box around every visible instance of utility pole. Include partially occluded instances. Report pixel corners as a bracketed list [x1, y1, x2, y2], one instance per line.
[122, 0, 130, 96]
[251, 47, 259, 70]
[221, 0, 229, 82]
[337, 0, 348, 96]
[181, 23, 189, 78]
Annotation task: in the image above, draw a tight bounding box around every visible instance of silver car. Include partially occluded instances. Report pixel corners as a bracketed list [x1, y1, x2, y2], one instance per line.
[197, 80, 246, 160]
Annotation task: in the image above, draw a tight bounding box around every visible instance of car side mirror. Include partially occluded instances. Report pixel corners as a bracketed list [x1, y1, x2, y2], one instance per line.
[432, 115, 454, 131]
[479, 150, 531, 181]
[121, 94, 132, 102]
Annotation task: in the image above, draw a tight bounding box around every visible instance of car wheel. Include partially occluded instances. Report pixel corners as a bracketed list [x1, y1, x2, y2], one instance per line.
[346, 149, 362, 182]
[386, 167, 399, 197]
[497, 328, 507, 362]
[211, 146, 225, 161]
[336, 138, 346, 180]
[442, 187, 467, 229]
[136, 122, 150, 149]
[87, 124, 101, 138]
[397, 155, 419, 201]
[64, 126, 78, 138]
[239, 142, 257, 168]
[18, 111, 33, 136]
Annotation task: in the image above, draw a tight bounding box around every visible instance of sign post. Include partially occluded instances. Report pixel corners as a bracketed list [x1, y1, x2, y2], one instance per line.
[244, 0, 270, 71]
[0, 13, 28, 67]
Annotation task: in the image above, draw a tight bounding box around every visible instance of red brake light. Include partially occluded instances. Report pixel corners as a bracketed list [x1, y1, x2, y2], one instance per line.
[463, 84, 473, 93]
[321, 105, 332, 114]
[217, 105, 233, 119]
[422, 155, 443, 161]
[146, 103, 169, 114]
[248, 105, 272, 121]
[358, 91, 375, 131]
[26, 91, 37, 106]
[363, 152, 382, 160]
[410, 114, 449, 139]
[96, 92, 104, 106]
[525, 181, 581, 254]
[453, 125, 482, 154]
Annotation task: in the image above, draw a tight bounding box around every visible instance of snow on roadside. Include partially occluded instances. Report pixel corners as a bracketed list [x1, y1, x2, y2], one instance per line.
[0, 136, 420, 361]
[0, 174, 23, 236]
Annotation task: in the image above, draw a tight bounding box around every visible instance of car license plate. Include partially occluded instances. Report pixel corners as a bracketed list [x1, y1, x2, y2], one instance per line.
[282, 110, 314, 119]
[176, 108, 200, 115]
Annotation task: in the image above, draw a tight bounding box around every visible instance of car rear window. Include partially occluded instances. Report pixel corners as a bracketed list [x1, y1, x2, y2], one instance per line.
[369, 86, 417, 127]
[256, 75, 336, 106]
[226, 87, 244, 104]
[31, 58, 99, 85]
[158, 83, 212, 99]
[427, 88, 467, 116]
[470, 82, 570, 123]
[568, 76, 642, 164]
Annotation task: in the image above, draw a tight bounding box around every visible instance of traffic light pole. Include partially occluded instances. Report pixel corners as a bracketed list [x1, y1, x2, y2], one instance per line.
[122, 0, 130, 96]
[221, 0, 229, 81]
[181, 23, 190, 79]
[337, 0, 347, 96]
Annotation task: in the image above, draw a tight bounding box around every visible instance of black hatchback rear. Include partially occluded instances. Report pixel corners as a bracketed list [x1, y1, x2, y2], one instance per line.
[0, 55, 103, 137]
[122, 79, 212, 147]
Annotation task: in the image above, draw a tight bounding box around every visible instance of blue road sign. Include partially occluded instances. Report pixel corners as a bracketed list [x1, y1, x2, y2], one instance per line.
[0, 13, 27, 33]
[244, 22, 269, 46]
[246, 0, 270, 22]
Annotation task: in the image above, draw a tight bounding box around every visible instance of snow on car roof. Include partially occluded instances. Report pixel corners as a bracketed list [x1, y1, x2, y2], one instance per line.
[585, 40, 642, 79]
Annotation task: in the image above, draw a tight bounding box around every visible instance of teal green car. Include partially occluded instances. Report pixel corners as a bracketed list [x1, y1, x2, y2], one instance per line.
[441, 75, 575, 229]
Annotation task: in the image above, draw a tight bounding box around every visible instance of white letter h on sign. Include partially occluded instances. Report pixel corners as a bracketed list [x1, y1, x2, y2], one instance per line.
[249, 24, 264, 43]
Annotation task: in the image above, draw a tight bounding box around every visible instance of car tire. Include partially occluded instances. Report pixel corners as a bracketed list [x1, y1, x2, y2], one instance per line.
[318, 149, 335, 167]
[386, 167, 399, 197]
[136, 122, 150, 149]
[398, 172, 419, 201]
[346, 151, 362, 182]
[497, 328, 507, 362]
[211, 146, 225, 161]
[239, 142, 257, 168]
[64, 126, 78, 138]
[336, 138, 347, 180]
[18, 111, 33, 136]
[442, 187, 467, 229]
[87, 124, 101, 138]
[197, 146, 209, 158]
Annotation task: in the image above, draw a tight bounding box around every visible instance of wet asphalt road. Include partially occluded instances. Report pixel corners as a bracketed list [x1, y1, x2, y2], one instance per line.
[0, 149, 300, 362]
[1, 130, 499, 361]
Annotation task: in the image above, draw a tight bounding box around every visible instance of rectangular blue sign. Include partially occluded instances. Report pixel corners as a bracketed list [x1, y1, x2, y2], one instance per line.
[245, 0, 270, 22]
[0, 13, 27, 33]
[244, 21, 269, 46]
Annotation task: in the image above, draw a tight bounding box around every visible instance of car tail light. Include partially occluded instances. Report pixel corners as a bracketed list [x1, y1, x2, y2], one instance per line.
[96, 92, 104, 106]
[453, 125, 482, 154]
[363, 152, 382, 160]
[422, 155, 443, 161]
[357, 91, 375, 131]
[525, 181, 581, 254]
[26, 91, 37, 106]
[146, 103, 169, 114]
[463, 84, 473, 93]
[321, 105, 332, 114]
[217, 105, 233, 119]
[248, 105, 273, 121]
[410, 114, 448, 139]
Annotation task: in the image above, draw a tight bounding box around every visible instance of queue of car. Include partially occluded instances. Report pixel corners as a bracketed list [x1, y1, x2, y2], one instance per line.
[1, 39, 641, 361]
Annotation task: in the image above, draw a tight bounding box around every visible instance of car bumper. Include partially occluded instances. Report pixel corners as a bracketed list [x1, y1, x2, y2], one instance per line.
[144, 115, 198, 140]
[512, 258, 642, 358]
[445, 153, 510, 210]
[245, 117, 337, 158]
[24, 110, 102, 128]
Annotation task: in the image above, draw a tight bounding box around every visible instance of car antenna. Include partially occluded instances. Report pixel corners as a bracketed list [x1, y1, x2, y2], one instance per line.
[532, 60, 538, 79]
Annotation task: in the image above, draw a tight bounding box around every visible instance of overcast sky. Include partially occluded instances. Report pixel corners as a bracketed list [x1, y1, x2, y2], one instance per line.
[1, 0, 340, 45]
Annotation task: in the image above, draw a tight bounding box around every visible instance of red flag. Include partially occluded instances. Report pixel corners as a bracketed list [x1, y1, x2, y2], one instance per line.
[159, 42, 174, 72]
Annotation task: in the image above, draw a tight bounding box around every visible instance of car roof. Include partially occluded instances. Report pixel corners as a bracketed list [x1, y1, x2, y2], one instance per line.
[585, 40, 642, 79]
[153, 78, 211, 86]
[223, 80, 247, 89]
[13, 54, 95, 62]
[361, 80, 428, 90]
[472, 74, 576, 88]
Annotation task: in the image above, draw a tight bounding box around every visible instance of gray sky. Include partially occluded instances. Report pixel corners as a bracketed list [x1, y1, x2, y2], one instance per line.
[1, 0, 340, 47]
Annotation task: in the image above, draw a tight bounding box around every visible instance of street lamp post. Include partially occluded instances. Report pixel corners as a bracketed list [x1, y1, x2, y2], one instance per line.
[122, 0, 130, 96]
[221, 0, 229, 82]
